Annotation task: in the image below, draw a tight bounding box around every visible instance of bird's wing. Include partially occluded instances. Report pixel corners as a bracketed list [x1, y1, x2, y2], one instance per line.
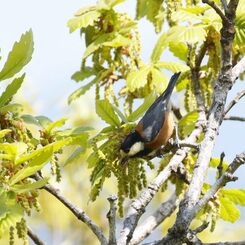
[136, 98, 166, 142]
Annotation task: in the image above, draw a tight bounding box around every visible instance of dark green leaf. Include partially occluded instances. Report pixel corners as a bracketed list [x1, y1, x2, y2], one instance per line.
[71, 67, 96, 82]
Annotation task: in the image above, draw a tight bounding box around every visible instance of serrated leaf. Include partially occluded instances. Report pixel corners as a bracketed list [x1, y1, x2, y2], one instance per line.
[151, 32, 168, 63]
[45, 118, 67, 134]
[11, 178, 49, 193]
[71, 67, 96, 82]
[169, 42, 188, 62]
[0, 30, 33, 81]
[127, 92, 156, 121]
[64, 147, 85, 166]
[151, 68, 168, 93]
[96, 99, 120, 127]
[68, 9, 100, 33]
[178, 111, 198, 138]
[219, 197, 240, 223]
[0, 74, 25, 107]
[0, 129, 12, 138]
[0, 192, 23, 237]
[126, 65, 151, 92]
[10, 147, 54, 185]
[176, 78, 189, 91]
[235, 13, 245, 46]
[0, 103, 23, 114]
[68, 69, 111, 104]
[221, 189, 245, 206]
[87, 152, 99, 168]
[155, 62, 189, 73]
[171, 8, 206, 23]
[103, 34, 130, 48]
[21, 114, 41, 126]
[102, 0, 125, 7]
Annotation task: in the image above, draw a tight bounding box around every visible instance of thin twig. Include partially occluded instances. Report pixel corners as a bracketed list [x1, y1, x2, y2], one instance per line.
[224, 115, 245, 122]
[107, 196, 117, 245]
[130, 195, 180, 245]
[202, 0, 229, 23]
[193, 222, 209, 234]
[217, 152, 225, 178]
[27, 227, 45, 245]
[224, 90, 245, 115]
[204, 241, 245, 245]
[32, 173, 108, 245]
[231, 56, 245, 82]
[220, 0, 228, 13]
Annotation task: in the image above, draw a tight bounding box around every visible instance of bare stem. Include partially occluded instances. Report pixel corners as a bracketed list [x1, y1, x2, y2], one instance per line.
[224, 115, 245, 122]
[27, 227, 45, 245]
[224, 90, 245, 115]
[107, 196, 117, 245]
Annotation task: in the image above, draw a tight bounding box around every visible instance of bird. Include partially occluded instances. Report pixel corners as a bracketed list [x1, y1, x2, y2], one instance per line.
[120, 72, 181, 162]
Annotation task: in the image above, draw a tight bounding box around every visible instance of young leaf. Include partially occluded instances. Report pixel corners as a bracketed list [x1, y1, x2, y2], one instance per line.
[45, 118, 67, 134]
[234, 13, 245, 46]
[169, 42, 188, 62]
[136, 0, 148, 19]
[71, 67, 96, 82]
[0, 103, 23, 114]
[209, 158, 229, 171]
[96, 99, 120, 127]
[155, 62, 189, 72]
[219, 197, 240, 223]
[64, 147, 85, 166]
[151, 32, 168, 63]
[0, 74, 25, 107]
[21, 114, 41, 126]
[35, 115, 52, 128]
[10, 178, 49, 194]
[9, 147, 54, 186]
[220, 189, 245, 206]
[112, 105, 128, 123]
[127, 92, 156, 122]
[151, 68, 168, 93]
[0, 129, 12, 138]
[0, 30, 34, 81]
[178, 111, 198, 139]
[68, 9, 100, 33]
[126, 65, 151, 92]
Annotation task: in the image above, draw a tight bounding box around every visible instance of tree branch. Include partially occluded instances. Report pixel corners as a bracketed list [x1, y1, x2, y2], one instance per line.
[224, 115, 245, 122]
[130, 194, 180, 245]
[27, 227, 45, 245]
[107, 196, 117, 245]
[202, 0, 229, 23]
[43, 182, 108, 245]
[224, 90, 245, 115]
[231, 56, 245, 81]
[217, 152, 225, 178]
[221, 0, 228, 13]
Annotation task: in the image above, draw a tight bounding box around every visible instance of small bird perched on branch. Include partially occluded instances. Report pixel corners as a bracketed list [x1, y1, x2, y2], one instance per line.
[120, 72, 181, 163]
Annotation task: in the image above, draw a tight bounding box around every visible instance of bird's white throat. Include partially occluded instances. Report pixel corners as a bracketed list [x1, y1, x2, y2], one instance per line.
[128, 142, 144, 156]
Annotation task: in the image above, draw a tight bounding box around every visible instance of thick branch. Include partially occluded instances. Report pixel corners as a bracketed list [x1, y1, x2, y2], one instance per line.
[202, 0, 229, 23]
[107, 196, 117, 245]
[224, 115, 245, 122]
[130, 195, 180, 245]
[224, 90, 245, 115]
[27, 227, 45, 245]
[43, 183, 108, 245]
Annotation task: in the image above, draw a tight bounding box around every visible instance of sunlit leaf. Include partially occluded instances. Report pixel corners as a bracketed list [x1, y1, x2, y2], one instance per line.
[35, 116, 52, 128]
[0, 103, 23, 114]
[64, 147, 85, 166]
[0, 30, 33, 81]
[136, 0, 148, 19]
[0, 129, 12, 139]
[126, 65, 151, 92]
[0, 74, 25, 107]
[169, 42, 188, 62]
[151, 32, 168, 63]
[71, 67, 96, 82]
[219, 197, 240, 223]
[96, 99, 120, 127]
[46, 118, 67, 134]
[21, 114, 41, 126]
[155, 62, 189, 72]
[221, 189, 245, 206]
[151, 67, 168, 93]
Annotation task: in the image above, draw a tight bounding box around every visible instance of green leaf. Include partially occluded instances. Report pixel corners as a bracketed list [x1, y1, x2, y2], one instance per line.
[71, 67, 96, 82]
[0, 30, 34, 81]
[178, 111, 198, 139]
[96, 99, 121, 127]
[235, 13, 245, 45]
[221, 189, 245, 206]
[0, 192, 23, 237]
[169, 42, 188, 62]
[0, 74, 25, 107]
[127, 92, 156, 122]
[68, 8, 100, 33]
[136, 0, 148, 19]
[10, 147, 54, 185]
[21, 114, 41, 126]
[35, 116, 52, 128]
[155, 62, 189, 73]
[45, 118, 67, 134]
[151, 68, 168, 93]
[0, 129, 12, 138]
[68, 69, 112, 104]
[64, 147, 85, 166]
[219, 197, 240, 223]
[112, 105, 128, 123]
[126, 65, 151, 92]
[209, 158, 229, 172]
[103, 34, 130, 48]
[151, 32, 168, 63]
[15, 138, 72, 165]
[71, 126, 94, 135]
[0, 103, 23, 114]
[11, 178, 49, 193]
[102, 0, 125, 8]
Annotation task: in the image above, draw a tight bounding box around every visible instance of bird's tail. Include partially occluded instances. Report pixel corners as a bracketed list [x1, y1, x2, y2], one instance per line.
[162, 72, 181, 99]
